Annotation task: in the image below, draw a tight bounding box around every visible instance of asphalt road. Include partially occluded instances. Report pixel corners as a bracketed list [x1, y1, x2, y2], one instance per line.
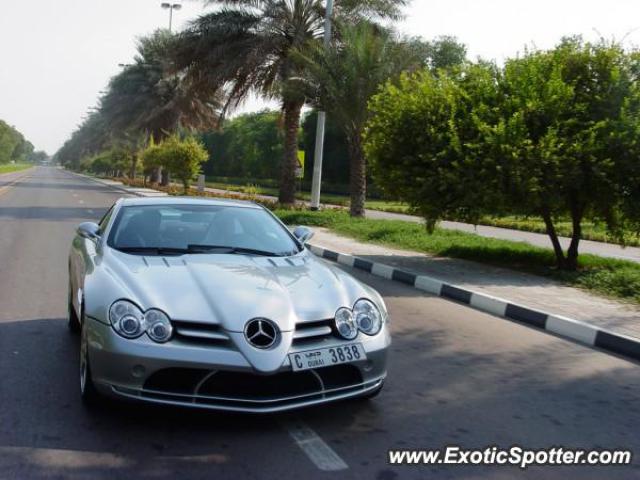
[1, 167, 639, 480]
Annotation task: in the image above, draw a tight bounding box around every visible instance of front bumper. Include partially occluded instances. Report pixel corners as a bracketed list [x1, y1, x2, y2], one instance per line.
[86, 317, 389, 413]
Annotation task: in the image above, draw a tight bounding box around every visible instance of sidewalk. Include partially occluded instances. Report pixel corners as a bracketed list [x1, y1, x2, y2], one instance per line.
[312, 228, 640, 340]
[193, 184, 640, 263]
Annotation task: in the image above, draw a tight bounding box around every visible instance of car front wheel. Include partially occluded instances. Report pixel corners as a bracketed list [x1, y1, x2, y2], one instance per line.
[80, 319, 99, 405]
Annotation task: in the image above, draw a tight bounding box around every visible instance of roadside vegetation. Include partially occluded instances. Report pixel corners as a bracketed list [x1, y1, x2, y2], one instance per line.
[277, 210, 640, 305]
[0, 119, 46, 166]
[54, 1, 640, 276]
[198, 180, 640, 246]
[0, 163, 33, 174]
[366, 38, 640, 270]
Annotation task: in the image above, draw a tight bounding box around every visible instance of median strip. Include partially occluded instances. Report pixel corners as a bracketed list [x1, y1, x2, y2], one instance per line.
[307, 243, 640, 365]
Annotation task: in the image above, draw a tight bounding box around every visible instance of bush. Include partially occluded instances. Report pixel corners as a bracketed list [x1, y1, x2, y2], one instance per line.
[140, 136, 209, 192]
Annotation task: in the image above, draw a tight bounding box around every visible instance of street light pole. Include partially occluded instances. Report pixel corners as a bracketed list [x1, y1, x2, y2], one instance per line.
[161, 2, 182, 32]
[309, 0, 334, 210]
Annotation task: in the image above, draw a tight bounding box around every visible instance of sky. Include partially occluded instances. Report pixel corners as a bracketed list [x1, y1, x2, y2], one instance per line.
[1, 1, 640, 155]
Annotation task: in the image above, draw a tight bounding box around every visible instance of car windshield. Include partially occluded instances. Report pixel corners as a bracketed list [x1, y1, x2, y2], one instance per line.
[107, 204, 300, 257]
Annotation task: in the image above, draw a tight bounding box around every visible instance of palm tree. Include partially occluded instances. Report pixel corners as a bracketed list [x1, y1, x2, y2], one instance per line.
[100, 30, 223, 183]
[174, 0, 408, 205]
[297, 21, 424, 216]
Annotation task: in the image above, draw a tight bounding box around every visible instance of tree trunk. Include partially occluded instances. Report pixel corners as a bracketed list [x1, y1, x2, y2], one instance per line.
[279, 101, 303, 205]
[129, 153, 137, 179]
[565, 204, 584, 271]
[541, 209, 567, 269]
[150, 167, 161, 184]
[161, 168, 170, 187]
[348, 132, 367, 217]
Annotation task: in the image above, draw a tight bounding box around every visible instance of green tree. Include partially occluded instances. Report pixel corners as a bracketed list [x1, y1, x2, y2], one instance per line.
[174, 0, 408, 205]
[55, 111, 110, 170]
[299, 22, 425, 216]
[0, 120, 35, 164]
[365, 64, 501, 229]
[86, 147, 131, 176]
[100, 30, 222, 183]
[423, 35, 467, 72]
[140, 138, 164, 181]
[366, 39, 640, 270]
[144, 136, 209, 193]
[492, 38, 640, 269]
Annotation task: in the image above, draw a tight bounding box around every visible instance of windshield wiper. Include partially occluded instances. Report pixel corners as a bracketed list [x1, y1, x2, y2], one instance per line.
[117, 246, 189, 256]
[187, 244, 285, 257]
[117, 245, 290, 257]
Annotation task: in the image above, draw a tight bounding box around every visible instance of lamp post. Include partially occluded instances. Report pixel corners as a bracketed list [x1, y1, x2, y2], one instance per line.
[161, 2, 182, 32]
[309, 0, 334, 210]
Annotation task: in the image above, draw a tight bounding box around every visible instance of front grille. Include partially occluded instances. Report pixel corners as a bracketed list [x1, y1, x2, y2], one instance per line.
[293, 319, 336, 344]
[172, 320, 231, 346]
[143, 367, 209, 394]
[198, 370, 320, 398]
[137, 365, 367, 410]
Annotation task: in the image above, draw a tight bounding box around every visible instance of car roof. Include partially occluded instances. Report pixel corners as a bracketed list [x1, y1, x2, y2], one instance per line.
[119, 196, 263, 209]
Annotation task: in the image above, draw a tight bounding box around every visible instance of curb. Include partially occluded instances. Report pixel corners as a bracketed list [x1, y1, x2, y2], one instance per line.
[307, 243, 640, 364]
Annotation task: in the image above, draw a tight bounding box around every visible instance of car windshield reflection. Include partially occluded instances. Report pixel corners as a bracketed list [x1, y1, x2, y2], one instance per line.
[107, 204, 300, 257]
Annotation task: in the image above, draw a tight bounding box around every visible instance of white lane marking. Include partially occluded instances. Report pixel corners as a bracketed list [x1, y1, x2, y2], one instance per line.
[72, 193, 78, 197]
[87, 209, 94, 214]
[79, 199, 85, 204]
[284, 420, 348, 471]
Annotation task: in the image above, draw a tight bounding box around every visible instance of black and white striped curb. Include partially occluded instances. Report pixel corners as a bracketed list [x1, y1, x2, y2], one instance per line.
[307, 244, 640, 364]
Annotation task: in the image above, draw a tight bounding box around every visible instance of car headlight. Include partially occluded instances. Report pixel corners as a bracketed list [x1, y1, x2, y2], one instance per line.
[334, 307, 358, 340]
[353, 299, 382, 336]
[109, 300, 146, 338]
[145, 309, 173, 343]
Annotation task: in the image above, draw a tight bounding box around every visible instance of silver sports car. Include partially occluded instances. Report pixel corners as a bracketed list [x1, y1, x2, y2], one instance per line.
[68, 197, 390, 413]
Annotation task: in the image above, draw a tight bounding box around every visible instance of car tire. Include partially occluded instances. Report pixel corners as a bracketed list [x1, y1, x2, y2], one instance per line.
[68, 286, 80, 334]
[79, 319, 99, 406]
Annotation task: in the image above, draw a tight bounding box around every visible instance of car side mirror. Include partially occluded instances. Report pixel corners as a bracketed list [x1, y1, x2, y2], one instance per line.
[77, 222, 101, 242]
[292, 226, 314, 244]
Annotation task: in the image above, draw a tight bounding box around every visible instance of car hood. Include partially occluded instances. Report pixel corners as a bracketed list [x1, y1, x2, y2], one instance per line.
[101, 248, 375, 333]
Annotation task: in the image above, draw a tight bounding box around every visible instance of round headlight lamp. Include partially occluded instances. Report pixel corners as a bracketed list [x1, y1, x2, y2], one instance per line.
[353, 299, 382, 336]
[109, 300, 146, 338]
[145, 309, 173, 343]
[334, 307, 358, 340]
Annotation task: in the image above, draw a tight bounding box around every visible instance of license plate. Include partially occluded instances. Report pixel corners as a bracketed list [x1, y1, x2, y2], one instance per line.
[289, 344, 367, 372]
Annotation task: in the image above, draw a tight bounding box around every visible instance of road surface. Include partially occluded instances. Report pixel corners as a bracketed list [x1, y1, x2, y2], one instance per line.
[1, 167, 639, 479]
